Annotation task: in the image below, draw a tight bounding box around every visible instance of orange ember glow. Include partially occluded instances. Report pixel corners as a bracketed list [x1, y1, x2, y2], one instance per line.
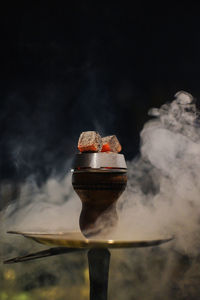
[101, 143, 111, 152]
[78, 145, 99, 152]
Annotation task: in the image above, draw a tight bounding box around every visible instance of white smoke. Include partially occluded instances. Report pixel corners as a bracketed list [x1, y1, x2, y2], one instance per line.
[2, 173, 81, 232]
[2, 91, 200, 299]
[2, 91, 200, 256]
[116, 91, 200, 255]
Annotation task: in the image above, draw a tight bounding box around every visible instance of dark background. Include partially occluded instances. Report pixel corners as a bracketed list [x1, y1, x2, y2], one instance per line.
[1, 2, 200, 182]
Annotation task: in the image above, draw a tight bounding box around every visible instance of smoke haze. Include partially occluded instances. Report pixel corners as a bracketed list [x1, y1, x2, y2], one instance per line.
[2, 91, 200, 299]
[116, 91, 200, 255]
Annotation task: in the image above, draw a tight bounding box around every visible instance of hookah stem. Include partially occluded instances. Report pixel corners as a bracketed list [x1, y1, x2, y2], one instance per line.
[88, 248, 111, 300]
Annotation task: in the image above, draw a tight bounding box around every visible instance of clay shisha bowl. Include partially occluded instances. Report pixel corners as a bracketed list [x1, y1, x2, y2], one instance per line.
[71, 153, 127, 237]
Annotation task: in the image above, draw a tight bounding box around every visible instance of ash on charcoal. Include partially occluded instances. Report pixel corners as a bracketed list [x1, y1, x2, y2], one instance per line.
[78, 131, 102, 152]
[102, 135, 122, 153]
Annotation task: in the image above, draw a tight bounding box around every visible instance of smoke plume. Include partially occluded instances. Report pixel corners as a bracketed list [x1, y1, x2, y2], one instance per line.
[2, 91, 200, 299]
[116, 91, 200, 255]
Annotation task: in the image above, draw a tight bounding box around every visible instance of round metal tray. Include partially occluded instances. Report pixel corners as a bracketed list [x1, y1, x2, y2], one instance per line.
[8, 231, 173, 249]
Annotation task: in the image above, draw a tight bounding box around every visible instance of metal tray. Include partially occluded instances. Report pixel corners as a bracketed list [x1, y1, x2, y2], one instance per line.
[7, 231, 173, 249]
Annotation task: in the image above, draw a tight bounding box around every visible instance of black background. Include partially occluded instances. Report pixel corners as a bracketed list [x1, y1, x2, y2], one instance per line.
[1, 2, 200, 182]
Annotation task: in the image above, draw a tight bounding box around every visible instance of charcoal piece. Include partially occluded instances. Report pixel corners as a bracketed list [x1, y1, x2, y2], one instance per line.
[78, 131, 103, 152]
[101, 135, 122, 153]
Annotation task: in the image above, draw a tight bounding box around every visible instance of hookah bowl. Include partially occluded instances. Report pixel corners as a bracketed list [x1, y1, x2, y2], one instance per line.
[71, 153, 127, 237]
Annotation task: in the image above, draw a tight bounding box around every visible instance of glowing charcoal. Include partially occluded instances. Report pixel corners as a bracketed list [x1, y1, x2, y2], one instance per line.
[78, 131, 103, 152]
[101, 135, 122, 153]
